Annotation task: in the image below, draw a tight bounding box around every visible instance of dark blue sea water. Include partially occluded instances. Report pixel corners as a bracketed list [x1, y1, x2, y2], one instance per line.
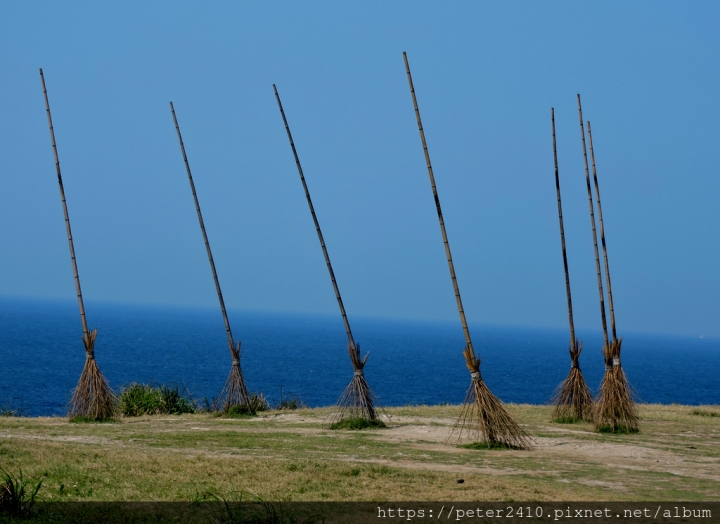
[0, 297, 718, 416]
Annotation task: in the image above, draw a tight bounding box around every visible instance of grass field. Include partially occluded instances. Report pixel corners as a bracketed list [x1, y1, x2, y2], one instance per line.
[0, 404, 718, 502]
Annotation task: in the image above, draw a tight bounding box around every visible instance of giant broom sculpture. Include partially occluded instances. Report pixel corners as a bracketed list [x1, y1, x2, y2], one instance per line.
[40, 69, 116, 420]
[273, 85, 379, 424]
[170, 102, 252, 413]
[403, 53, 530, 449]
[585, 115, 638, 433]
[550, 108, 593, 422]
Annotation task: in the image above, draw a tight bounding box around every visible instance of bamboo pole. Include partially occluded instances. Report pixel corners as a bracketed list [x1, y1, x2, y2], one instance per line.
[273, 84, 377, 423]
[40, 69, 91, 343]
[577, 95, 609, 349]
[41, 69, 114, 419]
[587, 121, 617, 342]
[272, 85, 357, 352]
[403, 53, 529, 448]
[169, 102, 239, 363]
[551, 108, 593, 422]
[402, 52, 475, 363]
[551, 108, 577, 350]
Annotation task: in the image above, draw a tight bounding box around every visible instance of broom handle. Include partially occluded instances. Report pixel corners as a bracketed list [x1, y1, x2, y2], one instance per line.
[170, 102, 236, 358]
[272, 85, 356, 349]
[587, 121, 617, 342]
[551, 108, 576, 348]
[577, 95, 609, 348]
[40, 69, 90, 338]
[403, 52, 475, 359]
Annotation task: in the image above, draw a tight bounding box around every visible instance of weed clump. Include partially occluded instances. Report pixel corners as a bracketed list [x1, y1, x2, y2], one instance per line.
[330, 418, 386, 430]
[119, 384, 195, 416]
[0, 467, 43, 519]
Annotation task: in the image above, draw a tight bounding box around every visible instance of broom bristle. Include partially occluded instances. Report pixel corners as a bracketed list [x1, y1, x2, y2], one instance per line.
[327, 343, 380, 424]
[594, 338, 638, 433]
[69, 331, 116, 420]
[451, 345, 532, 449]
[215, 342, 252, 413]
[552, 340, 594, 422]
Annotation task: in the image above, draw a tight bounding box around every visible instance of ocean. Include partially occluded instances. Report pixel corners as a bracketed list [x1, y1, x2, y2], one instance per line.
[0, 297, 718, 416]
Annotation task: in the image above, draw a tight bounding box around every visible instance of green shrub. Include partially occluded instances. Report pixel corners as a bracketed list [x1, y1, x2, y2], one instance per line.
[275, 395, 306, 411]
[218, 393, 270, 418]
[118, 384, 196, 416]
[329, 418, 386, 430]
[553, 416, 584, 424]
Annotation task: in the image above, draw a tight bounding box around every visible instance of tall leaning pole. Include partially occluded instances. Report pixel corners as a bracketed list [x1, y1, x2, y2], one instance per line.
[273, 85, 378, 424]
[403, 53, 529, 449]
[170, 102, 251, 413]
[586, 119, 638, 433]
[40, 69, 116, 420]
[550, 108, 593, 422]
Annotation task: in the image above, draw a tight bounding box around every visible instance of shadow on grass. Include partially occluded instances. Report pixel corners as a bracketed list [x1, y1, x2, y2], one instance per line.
[460, 441, 516, 451]
[691, 409, 720, 418]
[68, 415, 117, 424]
[596, 424, 640, 434]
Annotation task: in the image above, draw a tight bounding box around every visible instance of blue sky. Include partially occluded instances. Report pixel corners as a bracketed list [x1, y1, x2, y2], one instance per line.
[1, 2, 718, 337]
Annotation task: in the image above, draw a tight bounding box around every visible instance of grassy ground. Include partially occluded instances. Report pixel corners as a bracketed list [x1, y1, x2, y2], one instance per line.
[0, 404, 718, 502]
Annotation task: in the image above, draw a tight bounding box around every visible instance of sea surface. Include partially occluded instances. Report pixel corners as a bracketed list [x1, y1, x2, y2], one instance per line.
[0, 296, 718, 417]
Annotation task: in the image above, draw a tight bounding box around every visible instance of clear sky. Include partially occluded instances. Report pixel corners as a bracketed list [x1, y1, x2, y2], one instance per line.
[1, 2, 718, 337]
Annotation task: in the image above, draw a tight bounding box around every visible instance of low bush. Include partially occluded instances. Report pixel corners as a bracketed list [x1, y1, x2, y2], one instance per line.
[119, 384, 196, 416]
[275, 394, 306, 411]
[219, 393, 270, 418]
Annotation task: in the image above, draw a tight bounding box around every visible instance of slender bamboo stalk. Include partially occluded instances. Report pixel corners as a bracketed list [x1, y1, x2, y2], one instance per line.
[40, 69, 90, 340]
[404, 52, 529, 448]
[551, 108, 593, 422]
[587, 121, 617, 342]
[170, 103, 236, 359]
[170, 102, 250, 411]
[272, 86, 356, 350]
[40, 69, 115, 419]
[402, 53, 474, 361]
[584, 120, 638, 433]
[577, 95, 609, 350]
[551, 108, 576, 349]
[273, 85, 376, 422]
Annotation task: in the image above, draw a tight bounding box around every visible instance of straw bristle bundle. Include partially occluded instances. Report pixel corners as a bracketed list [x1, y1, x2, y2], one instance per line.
[215, 341, 252, 413]
[69, 330, 116, 420]
[451, 345, 532, 449]
[552, 340, 594, 422]
[327, 344, 379, 424]
[594, 338, 638, 433]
